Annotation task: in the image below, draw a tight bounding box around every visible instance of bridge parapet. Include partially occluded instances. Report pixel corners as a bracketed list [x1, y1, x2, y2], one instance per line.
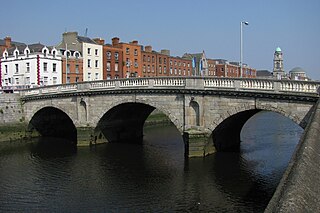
[20, 77, 320, 98]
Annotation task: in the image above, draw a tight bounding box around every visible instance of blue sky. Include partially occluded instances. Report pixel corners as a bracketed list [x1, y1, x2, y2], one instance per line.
[1, 0, 320, 80]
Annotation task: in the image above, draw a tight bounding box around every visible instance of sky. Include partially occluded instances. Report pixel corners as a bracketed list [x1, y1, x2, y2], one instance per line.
[1, 0, 320, 80]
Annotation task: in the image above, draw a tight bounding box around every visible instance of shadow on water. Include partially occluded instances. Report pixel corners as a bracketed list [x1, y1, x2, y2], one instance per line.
[29, 137, 77, 159]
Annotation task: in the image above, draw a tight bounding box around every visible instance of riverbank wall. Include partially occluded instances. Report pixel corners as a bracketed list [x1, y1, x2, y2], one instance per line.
[265, 98, 320, 212]
[0, 93, 28, 142]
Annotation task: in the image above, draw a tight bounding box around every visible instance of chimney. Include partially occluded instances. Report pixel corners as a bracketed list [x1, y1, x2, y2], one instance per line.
[161, 49, 170, 56]
[112, 37, 120, 46]
[93, 38, 105, 45]
[131, 40, 138, 45]
[145, 46, 152, 52]
[63, 32, 78, 44]
[4, 37, 11, 48]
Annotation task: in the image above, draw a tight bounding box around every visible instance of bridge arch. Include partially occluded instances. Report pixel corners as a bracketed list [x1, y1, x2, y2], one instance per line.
[209, 104, 308, 152]
[92, 98, 184, 134]
[28, 106, 77, 145]
[93, 101, 183, 144]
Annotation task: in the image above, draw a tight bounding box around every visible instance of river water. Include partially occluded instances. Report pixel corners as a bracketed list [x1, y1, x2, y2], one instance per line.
[0, 111, 302, 212]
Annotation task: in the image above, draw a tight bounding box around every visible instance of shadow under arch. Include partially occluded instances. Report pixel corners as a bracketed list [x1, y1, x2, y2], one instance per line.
[212, 109, 261, 152]
[95, 102, 156, 144]
[28, 106, 77, 146]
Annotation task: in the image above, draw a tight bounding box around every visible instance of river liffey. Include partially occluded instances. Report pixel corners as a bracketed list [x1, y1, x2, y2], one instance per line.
[0, 111, 303, 212]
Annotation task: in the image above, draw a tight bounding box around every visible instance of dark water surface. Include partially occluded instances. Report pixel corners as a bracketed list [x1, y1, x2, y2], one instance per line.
[0, 111, 302, 212]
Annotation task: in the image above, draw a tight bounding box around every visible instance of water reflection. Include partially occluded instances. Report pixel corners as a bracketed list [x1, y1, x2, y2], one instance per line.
[29, 137, 77, 159]
[0, 112, 302, 212]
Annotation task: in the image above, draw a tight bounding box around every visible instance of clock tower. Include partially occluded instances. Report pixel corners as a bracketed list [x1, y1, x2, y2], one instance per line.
[273, 47, 285, 79]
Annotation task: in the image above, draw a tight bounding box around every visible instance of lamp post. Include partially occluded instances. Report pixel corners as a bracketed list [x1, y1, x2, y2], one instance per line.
[65, 43, 68, 84]
[240, 21, 249, 78]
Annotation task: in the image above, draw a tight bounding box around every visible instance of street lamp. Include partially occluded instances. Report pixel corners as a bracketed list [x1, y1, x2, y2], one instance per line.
[240, 21, 249, 78]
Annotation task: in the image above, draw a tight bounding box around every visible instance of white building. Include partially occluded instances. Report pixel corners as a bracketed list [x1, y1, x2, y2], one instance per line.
[56, 32, 103, 82]
[0, 43, 62, 90]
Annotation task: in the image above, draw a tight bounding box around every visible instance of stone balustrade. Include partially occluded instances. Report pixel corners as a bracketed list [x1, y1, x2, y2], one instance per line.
[19, 77, 320, 98]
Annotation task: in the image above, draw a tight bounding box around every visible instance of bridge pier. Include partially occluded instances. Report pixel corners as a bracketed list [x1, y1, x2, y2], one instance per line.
[183, 130, 215, 157]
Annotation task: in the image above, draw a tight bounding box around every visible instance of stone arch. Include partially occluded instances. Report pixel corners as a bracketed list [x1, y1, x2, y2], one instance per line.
[28, 106, 77, 145]
[92, 98, 183, 134]
[26, 102, 76, 125]
[208, 103, 307, 152]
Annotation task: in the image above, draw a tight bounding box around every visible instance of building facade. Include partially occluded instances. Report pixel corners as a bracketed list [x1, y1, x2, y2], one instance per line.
[0, 43, 62, 90]
[56, 32, 103, 83]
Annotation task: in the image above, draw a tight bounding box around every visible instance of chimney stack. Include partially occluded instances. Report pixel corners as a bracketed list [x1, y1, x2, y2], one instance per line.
[161, 49, 170, 56]
[93, 38, 105, 45]
[131, 40, 138, 45]
[4, 37, 11, 48]
[145, 46, 152, 52]
[112, 37, 120, 46]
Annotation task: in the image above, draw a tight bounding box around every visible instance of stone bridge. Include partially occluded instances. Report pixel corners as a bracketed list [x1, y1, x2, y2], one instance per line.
[20, 77, 319, 157]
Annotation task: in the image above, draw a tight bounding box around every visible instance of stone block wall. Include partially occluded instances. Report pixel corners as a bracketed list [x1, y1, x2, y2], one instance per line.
[0, 93, 24, 125]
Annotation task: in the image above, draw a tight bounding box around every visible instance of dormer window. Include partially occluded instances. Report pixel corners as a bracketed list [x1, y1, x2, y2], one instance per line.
[43, 49, 47, 57]
[14, 50, 19, 59]
[52, 50, 56, 58]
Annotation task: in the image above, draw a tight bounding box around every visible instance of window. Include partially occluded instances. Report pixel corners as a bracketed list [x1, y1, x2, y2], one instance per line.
[126, 48, 130, 54]
[107, 62, 111, 71]
[170, 68, 173, 75]
[107, 74, 111, 80]
[88, 72, 91, 81]
[75, 77, 79, 83]
[95, 49, 98, 55]
[43, 63, 48, 72]
[134, 59, 138, 67]
[115, 63, 119, 72]
[15, 64, 19, 73]
[76, 65, 79, 73]
[115, 52, 119, 60]
[147, 56, 150, 62]
[107, 51, 111, 59]
[159, 65, 162, 74]
[15, 51, 18, 59]
[43, 49, 47, 57]
[5, 65, 8, 74]
[134, 49, 138, 56]
[15, 78, 19, 84]
[143, 55, 146, 62]
[147, 65, 150, 73]
[87, 48, 91, 55]
[152, 56, 155, 63]
[53, 77, 57, 84]
[152, 65, 155, 73]
[44, 77, 48, 85]
[88, 59, 91, 68]
[170, 60, 172, 66]
[164, 58, 166, 64]
[164, 66, 167, 74]
[53, 63, 57, 72]
[95, 60, 99, 68]
[67, 77, 70, 84]
[143, 65, 146, 73]
[26, 50, 30, 58]
[26, 63, 30, 72]
[95, 73, 99, 80]
[159, 57, 162, 64]
[52, 50, 56, 58]
[67, 64, 70, 73]
[25, 77, 30, 85]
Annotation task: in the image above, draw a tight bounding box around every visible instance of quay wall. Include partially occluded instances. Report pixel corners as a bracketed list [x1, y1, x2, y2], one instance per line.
[265, 97, 320, 212]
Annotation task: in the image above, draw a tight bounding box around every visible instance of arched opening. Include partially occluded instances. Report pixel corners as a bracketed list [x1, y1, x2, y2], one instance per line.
[189, 100, 200, 126]
[79, 99, 87, 123]
[28, 107, 77, 146]
[212, 109, 261, 151]
[95, 103, 155, 144]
